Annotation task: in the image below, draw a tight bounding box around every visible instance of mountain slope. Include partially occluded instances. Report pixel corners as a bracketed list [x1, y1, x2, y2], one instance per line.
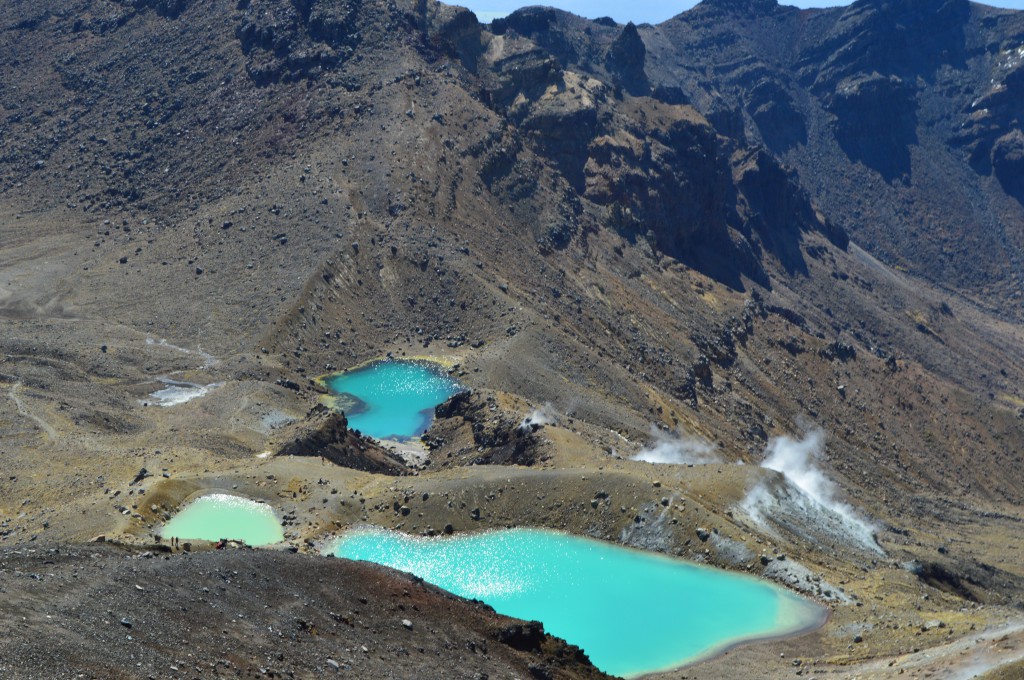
[497, 0, 1024, 310]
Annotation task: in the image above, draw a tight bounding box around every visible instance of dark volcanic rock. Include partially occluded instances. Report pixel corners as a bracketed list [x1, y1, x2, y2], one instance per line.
[479, 35, 562, 109]
[991, 129, 1024, 203]
[496, 620, 547, 652]
[0, 545, 610, 679]
[129, 0, 189, 19]
[431, 391, 544, 466]
[583, 105, 728, 257]
[491, 7, 582, 68]
[824, 73, 918, 182]
[733, 149, 848, 268]
[425, 2, 484, 68]
[604, 22, 649, 95]
[462, 3, 851, 289]
[799, 0, 970, 89]
[743, 74, 807, 152]
[275, 404, 409, 475]
[636, 0, 1024, 305]
[234, 0, 362, 85]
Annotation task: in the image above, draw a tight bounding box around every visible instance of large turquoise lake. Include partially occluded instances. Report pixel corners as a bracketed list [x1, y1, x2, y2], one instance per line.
[162, 493, 284, 546]
[324, 360, 464, 440]
[331, 527, 826, 678]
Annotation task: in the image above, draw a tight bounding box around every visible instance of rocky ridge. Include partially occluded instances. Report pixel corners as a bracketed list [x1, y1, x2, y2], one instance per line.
[500, 0, 1024, 307]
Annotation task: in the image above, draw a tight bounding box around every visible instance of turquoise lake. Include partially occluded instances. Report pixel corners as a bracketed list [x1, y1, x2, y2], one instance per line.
[330, 527, 826, 678]
[324, 360, 464, 440]
[162, 493, 284, 546]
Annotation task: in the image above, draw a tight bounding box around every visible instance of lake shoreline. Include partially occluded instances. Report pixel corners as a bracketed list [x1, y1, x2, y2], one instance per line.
[328, 525, 830, 678]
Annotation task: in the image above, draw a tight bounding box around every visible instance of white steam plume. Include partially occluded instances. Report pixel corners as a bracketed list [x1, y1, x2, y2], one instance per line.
[762, 429, 836, 504]
[742, 427, 881, 553]
[518, 403, 557, 433]
[631, 426, 719, 465]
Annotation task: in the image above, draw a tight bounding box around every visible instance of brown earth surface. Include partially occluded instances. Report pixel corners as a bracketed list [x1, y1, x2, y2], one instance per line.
[0, 543, 608, 679]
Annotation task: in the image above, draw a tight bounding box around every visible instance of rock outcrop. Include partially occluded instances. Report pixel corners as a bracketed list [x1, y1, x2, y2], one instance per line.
[632, 0, 1024, 305]
[604, 23, 649, 95]
[234, 0, 363, 85]
[429, 391, 544, 467]
[991, 129, 1024, 203]
[275, 405, 409, 475]
[824, 73, 918, 181]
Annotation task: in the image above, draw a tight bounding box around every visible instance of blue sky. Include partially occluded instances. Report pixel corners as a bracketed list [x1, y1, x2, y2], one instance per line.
[459, 0, 1024, 25]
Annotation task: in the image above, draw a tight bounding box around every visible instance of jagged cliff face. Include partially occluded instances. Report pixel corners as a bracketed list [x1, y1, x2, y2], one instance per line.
[470, 8, 850, 288]
[654, 0, 1024, 308]
[496, 0, 1024, 310]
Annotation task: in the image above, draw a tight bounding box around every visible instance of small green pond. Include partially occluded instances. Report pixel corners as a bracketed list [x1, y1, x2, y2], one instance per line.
[330, 527, 825, 678]
[324, 360, 464, 440]
[162, 493, 284, 546]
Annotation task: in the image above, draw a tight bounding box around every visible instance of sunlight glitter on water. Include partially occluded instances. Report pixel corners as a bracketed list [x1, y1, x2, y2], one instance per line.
[324, 360, 464, 440]
[329, 527, 826, 678]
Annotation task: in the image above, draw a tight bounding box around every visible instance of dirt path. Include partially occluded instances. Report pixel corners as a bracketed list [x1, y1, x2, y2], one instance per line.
[6, 380, 58, 441]
[145, 336, 218, 369]
[676, 619, 1024, 680]
[841, 622, 1024, 680]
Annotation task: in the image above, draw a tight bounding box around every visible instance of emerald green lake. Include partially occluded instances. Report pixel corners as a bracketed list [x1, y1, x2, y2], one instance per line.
[162, 494, 284, 546]
[331, 527, 825, 678]
[324, 360, 464, 440]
